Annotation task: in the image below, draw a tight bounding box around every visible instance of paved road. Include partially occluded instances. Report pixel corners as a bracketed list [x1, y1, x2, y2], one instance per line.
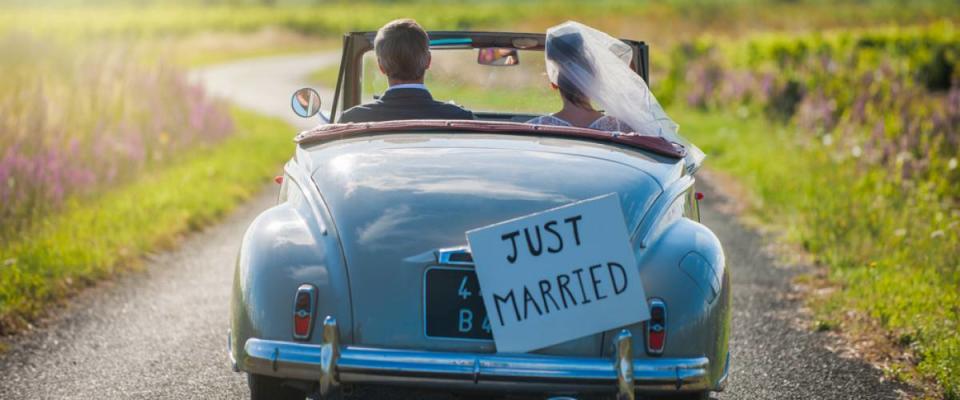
[191, 51, 341, 131]
[0, 52, 909, 399]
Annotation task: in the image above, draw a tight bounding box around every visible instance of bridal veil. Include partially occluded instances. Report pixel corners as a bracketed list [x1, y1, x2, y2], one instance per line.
[544, 21, 705, 169]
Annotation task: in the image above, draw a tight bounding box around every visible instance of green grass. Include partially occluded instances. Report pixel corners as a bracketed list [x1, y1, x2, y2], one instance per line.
[2, 1, 957, 50]
[307, 62, 339, 87]
[0, 3, 545, 38]
[0, 108, 293, 334]
[663, 23, 959, 396]
[672, 106, 960, 398]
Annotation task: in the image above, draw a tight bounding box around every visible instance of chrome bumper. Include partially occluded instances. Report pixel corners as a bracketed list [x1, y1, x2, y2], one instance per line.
[239, 317, 711, 399]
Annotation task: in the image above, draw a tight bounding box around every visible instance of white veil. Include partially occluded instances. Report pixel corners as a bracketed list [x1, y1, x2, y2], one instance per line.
[544, 21, 705, 168]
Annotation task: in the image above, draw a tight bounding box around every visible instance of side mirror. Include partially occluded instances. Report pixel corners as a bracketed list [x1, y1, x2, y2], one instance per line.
[291, 88, 322, 118]
[477, 48, 520, 66]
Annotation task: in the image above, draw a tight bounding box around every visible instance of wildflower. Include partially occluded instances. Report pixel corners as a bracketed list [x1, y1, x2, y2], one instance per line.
[949, 158, 957, 171]
[895, 152, 911, 165]
[894, 228, 907, 237]
[851, 146, 862, 158]
[930, 230, 944, 239]
[821, 134, 833, 146]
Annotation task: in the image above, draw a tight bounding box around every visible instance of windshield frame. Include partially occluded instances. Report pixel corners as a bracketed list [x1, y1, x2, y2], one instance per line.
[329, 31, 649, 123]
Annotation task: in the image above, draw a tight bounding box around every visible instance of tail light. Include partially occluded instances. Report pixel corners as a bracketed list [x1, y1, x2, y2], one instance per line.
[293, 284, 317, 340]
[646, 298, 666, 355]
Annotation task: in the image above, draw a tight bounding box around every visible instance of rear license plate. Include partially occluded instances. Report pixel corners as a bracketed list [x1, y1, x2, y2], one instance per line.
[424, 267, 493, 340]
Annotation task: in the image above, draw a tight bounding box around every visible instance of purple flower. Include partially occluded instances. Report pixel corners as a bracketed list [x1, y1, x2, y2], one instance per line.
[0, 35, 236, 233]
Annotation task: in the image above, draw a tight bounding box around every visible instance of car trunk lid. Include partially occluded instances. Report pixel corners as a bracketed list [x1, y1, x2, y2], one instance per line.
[308, 134, 674, 356]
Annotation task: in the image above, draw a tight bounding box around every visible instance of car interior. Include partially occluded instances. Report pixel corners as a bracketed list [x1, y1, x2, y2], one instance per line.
[329, 31, 649, 124]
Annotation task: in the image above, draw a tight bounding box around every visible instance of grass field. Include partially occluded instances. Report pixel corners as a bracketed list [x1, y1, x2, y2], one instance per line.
[0, 35, 234, 238]
[663, 22, 960, 395]
[0, 108, 293, 334]
[2, 1, 958, 48]
[674, 105, 960, 398]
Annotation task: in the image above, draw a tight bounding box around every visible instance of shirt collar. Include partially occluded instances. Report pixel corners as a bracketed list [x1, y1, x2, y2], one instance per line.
[387, 83, 429, 92]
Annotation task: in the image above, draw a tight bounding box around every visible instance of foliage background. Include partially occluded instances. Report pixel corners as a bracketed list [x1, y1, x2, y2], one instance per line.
[0, 0, 958, 397]
[661, 23, 959, 396]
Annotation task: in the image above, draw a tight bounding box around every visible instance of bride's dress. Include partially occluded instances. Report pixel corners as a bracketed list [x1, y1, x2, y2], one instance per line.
[527, 115, 632, 133]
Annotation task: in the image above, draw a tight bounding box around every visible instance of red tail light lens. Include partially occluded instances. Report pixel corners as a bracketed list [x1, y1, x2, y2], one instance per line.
[646, 298, 666, 355]
[293, 284, 317, 340]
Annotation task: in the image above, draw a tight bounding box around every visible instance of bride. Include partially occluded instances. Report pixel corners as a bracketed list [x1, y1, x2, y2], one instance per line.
[528, 21, 704, 168]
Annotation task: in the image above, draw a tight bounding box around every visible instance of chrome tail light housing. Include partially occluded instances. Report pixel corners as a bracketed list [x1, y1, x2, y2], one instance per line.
[293, 284, 317, 340]
[645, 298, 666, 355]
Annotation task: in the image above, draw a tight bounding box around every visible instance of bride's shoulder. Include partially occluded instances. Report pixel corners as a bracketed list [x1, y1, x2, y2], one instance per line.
[591, 115, 634, 132]
[527, 115, 571, 127]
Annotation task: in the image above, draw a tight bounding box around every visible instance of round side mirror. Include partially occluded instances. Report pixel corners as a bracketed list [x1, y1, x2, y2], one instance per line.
[291, 88, 322, 118]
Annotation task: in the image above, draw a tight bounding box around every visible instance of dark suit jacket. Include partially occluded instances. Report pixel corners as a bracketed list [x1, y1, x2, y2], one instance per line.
[338, 88, 474, 123]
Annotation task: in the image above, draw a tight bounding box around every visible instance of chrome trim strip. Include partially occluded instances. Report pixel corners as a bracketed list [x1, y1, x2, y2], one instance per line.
[436, 246, 474, 266]
[241, 317, 712, 396]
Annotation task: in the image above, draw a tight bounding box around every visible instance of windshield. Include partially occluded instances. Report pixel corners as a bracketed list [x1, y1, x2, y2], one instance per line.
[361, 49, 561, 115]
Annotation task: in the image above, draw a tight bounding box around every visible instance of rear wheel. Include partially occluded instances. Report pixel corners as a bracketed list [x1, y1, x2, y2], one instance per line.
[247, 373, 305, 400]
[675, 392, 710, 400]
[642, 392, 710, 400]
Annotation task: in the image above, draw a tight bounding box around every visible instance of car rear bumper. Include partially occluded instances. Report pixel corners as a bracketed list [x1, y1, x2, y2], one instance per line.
[236, 317, 715, 398]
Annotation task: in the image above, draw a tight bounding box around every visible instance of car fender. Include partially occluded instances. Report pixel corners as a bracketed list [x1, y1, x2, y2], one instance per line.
[604, 217, 730, 389]
[230, 164, 353, 370]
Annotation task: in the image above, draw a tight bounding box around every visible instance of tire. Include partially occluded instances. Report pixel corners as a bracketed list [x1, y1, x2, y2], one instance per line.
[645, 392, 710, 400]
[247, 373, 305, 400]
[676, 392, 710, 400]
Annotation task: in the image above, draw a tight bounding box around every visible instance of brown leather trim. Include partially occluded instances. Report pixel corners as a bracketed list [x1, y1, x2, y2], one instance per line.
[295, 120, 686, 159]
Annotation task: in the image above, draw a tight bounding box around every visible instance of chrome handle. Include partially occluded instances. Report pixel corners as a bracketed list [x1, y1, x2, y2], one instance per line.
[436, 246, 474, 265]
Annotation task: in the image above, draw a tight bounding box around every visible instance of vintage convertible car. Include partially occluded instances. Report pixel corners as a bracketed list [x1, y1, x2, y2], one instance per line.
[228, 31, 730, 400]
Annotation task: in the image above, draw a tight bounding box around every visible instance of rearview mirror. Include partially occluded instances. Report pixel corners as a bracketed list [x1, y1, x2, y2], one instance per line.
[291, 88, 322, 118]
[477, 48, 520, 66]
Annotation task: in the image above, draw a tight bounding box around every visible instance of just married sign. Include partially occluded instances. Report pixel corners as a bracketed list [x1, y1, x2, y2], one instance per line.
[466, 193, 650, 353]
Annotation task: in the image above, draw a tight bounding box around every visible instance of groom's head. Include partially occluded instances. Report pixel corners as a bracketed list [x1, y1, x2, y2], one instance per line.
[375, 19, 431, 84]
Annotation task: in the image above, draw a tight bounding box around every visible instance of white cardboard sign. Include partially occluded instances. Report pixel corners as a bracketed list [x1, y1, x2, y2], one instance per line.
[466, 193, 650, 353]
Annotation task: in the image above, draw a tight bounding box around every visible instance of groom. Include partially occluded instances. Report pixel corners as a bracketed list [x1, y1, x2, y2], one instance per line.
[338, 19, 474, 123]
